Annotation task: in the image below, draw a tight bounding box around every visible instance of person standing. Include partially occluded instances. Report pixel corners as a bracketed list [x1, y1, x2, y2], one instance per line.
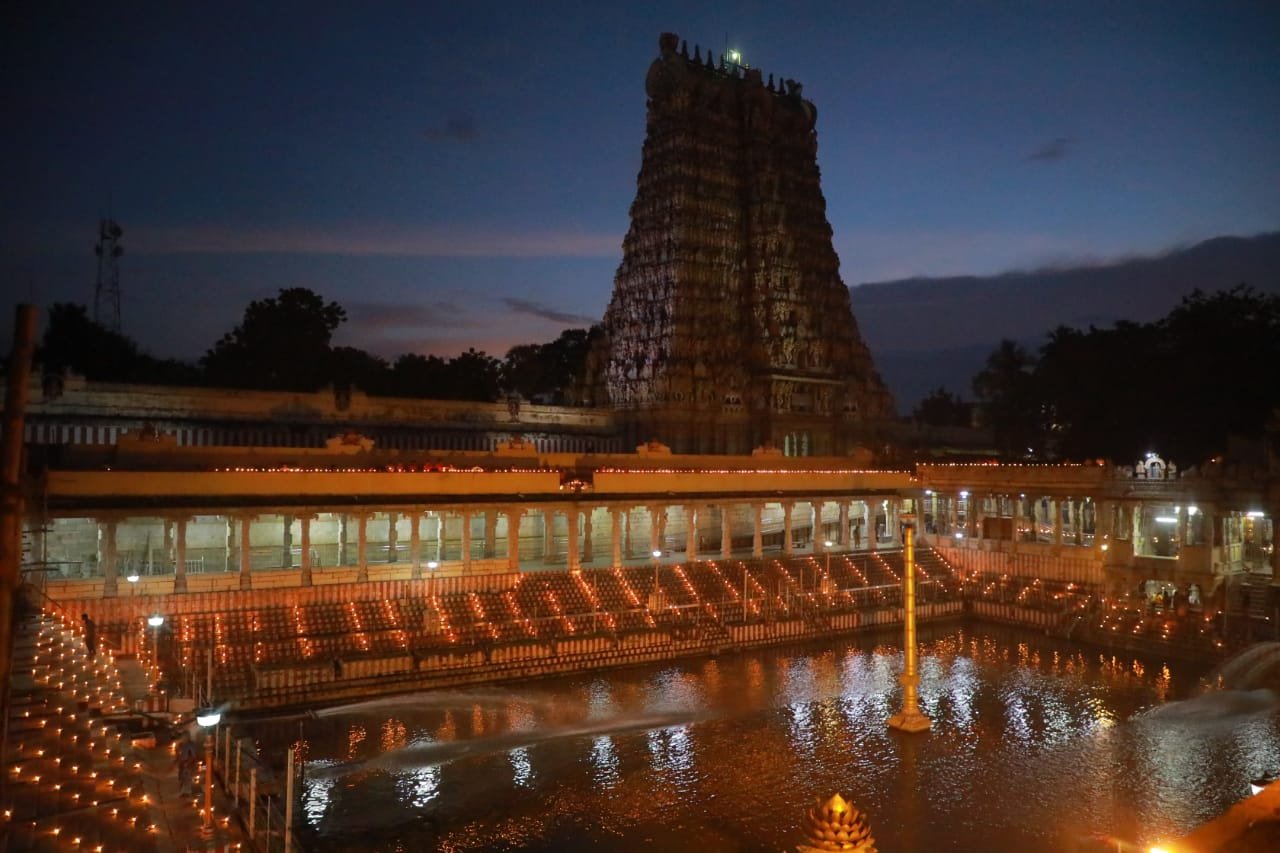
[176, 732, 198, 795]
[81, 613, 96, 657]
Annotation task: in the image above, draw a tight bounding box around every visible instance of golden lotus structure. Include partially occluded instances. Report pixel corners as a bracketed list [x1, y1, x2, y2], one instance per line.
[796, 793, 876, 852]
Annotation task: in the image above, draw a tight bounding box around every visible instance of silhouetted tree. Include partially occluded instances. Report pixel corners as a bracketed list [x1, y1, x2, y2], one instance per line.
[972, 339, 1040, 459]
[912, 386, 969, 427]
[501, 325, 602, 403]
[202, 288, 346, 391]
[329, 346, 391, 395]
[38, 303, 199, 384]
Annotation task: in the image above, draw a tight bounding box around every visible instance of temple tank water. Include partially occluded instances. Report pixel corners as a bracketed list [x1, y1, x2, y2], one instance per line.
[242, 624, 1280, 851]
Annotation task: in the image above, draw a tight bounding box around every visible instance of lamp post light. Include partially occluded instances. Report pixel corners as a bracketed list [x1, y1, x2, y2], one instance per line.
[146, 614, 164, 670]
[652, 549, 662, 611]
[196, 708, 222, 839]
[823, 540, 834, 595]
[126, 573, 139, 596]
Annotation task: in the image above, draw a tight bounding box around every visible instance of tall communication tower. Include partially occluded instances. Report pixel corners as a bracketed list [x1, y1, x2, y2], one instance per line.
[93, 218, 124, 332]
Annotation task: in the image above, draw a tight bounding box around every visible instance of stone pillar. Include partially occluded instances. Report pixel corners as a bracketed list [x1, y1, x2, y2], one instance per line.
[461, 510, 473, 572]
[356, 512, 369, 582]
[567, 508, 580, 572]
[649, 505, 663, 557]
[866, 502, 878, 552]
[239, 515, 253, 590]
[224, 517, 235, 572]
[387, 511, 399, 563]
[838, 502, 849, 546]
[281, 514, 294, 568]
[434, 513, 444, 562]
[484, 509, 498, 559]
[685, 505, 698, 562]
[810, 502, 822, 548]
[299, 514, 313, 586]
[410, 512, 422, 578]
[975, 497, 986, 541]
[543, 509, 556, 562]
[720, 505, 732, 559]
[507, 507, 523, 572]
[610, 507, 623, 568]
[582, 510, 594, 564]
[1052, 499, 1063, 545]
[623, 510, 633, 559]
[173, 517, 188, 593]
[100, 519, 119, 596]
[162, 520, 174, 574]
[752, 503, 764, 558]
[338, 514, 350, 566]
[783, 502, 794, 555]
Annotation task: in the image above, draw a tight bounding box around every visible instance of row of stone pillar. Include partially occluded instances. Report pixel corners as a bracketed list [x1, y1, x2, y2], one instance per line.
[74, 496, 903, 596]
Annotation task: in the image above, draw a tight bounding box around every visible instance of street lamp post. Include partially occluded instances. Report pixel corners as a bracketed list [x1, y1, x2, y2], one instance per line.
[823, 540, 833, 596]
[147, 614, 164, 671]
[197, 708, 222, 838]
[126, 573, 139, 596]
[651, 549, 663, 612]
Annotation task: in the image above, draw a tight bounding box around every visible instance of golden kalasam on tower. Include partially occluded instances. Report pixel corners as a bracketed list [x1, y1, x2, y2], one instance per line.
[580, 32, 893, 455]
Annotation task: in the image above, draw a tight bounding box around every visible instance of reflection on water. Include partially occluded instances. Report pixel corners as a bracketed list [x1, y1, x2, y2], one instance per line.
[246, 625, 1280, 851]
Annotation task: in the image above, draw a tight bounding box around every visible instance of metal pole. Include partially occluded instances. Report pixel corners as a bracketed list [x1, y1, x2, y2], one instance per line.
[234, 738, 242, 806]
[285, 745, 296, 853]
[249, 768, 258, 841]
[207, 645, 213, 704]
[201, 729, 215, 838]
[888, 527, 931, 733]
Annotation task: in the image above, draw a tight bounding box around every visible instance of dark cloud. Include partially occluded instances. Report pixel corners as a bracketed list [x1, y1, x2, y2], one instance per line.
[502, 297, 596, 326]
[424, 113, 478, 142]
[1026, 137, 1072, 163]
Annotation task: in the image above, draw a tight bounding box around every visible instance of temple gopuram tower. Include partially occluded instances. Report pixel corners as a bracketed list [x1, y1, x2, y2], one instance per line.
[587, 33, 893, 455]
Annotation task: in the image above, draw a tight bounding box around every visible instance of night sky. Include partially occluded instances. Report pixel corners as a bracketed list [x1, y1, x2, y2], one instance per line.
[5, 2, 1278, 384]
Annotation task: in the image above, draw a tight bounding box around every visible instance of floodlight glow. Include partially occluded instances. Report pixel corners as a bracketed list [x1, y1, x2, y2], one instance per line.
[1187, 506, 1199, 516]
[195, 710, 221, 728]
[1154, 517, 1178, 524]
[426, 561, 439, 570]
[1246, 511, 1265, 518]
[126, 574, 139, 584]
[146, 615, 164, 628]
[652, 550, 662, 559]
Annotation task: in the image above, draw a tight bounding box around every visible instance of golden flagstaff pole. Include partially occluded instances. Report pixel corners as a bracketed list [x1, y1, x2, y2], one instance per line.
[888, 526, 931, 732]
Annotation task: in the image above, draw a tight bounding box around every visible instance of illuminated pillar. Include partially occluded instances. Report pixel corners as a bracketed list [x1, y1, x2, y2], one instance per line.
[484, 509, 498, 559]
[461, 510, 473, 572]
[974, 497, 986, 541]
[99, 518, 119, 595]
[162, 520, 174, 574]
[683, 505, 697, 562]
[280, 513, 294, 568]
[543, 509, 556, 562]
[887, 527, 931, 733]
[752, 502, 764, 558]
[582, 510, 594, 564]
[720, 505, 732, 559]
[866, 502, 877, 552]
[783, 502, 794, 555]
[814, 515, 825, 554]
[173, 516, 188, 594]
[386, 511, 399, 562]
[338, 514, 350, 566]
[239, 515, 253, 590]
[649, 505, 663, 557]
[567, 508, 580, 573]
[610, 507, 623, 568]
[507, 507, 523, 572]
[624, 509, 633, 558]
[409, 512, 422, 578]
[356, 512, 369, 582]
[224, 516, 235, 572]
[433, 512, 444, 562]
[838, 502, 849, 547]
[1052, 499, 1063, 545]
[299, 514, 313, 586]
